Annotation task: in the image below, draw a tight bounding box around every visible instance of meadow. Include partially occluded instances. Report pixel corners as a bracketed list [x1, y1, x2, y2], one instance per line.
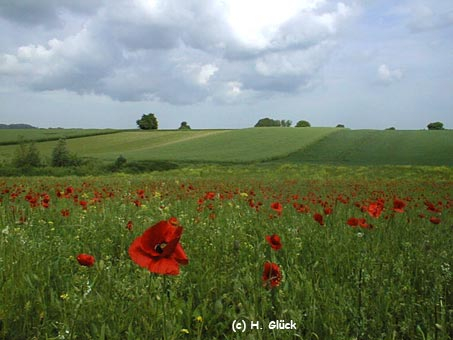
[0, 128, 453, 339]
[0, 165, 452, 340]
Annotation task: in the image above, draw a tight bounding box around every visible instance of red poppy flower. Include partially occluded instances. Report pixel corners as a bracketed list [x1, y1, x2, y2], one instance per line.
[126, 220, 133, 231]
[77, 253, 95, 267]
[367, 202, 383, 218]
[313, 213, 324, 225]
[347, 217, 359, 227]
[129, 218, 188, 275]
[265, 234, 282, 250]
[324, 207, 333, 215]
[262, 262, 282, 288]
[270, 202, 283, 215]
[393, 198, 406, 213]
[358, 218, 370, 229]
[429, 216, 441, 225]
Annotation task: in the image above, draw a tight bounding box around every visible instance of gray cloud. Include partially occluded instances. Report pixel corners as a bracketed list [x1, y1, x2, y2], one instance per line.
[0, 0, 357, 104]
[0, 0, 103, 27]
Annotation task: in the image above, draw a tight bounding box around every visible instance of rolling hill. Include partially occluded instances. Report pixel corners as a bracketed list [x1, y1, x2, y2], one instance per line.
[280, 129, 453, 166]
[0, 128, 452, 166]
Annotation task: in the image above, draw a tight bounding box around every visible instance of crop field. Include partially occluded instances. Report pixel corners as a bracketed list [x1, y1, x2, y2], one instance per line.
[1, 166, 452, 340]
[0, 129, 120, 145]
[282, 130, 453, 166]
[1, 128, 453, 166]
[0, 128, 337, 163]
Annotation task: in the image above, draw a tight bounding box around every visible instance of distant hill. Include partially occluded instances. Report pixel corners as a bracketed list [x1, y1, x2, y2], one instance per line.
[0, 123, 37, 129]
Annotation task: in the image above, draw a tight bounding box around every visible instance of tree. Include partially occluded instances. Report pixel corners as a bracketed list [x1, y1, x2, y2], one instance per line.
[178, 121, 191, 130]
[51, 139, 71, 167]
[385, 127, 396, 130]
[12, 138, 41, 168]
[427, 122, 444, 130]
[25, 142, 41, 167]
[280, 120, 292, 127]
[295, 120, 311, 127]
[137, 113, 158, 130]
[336, 124, 345, 128]
[254, 118, 282, 127]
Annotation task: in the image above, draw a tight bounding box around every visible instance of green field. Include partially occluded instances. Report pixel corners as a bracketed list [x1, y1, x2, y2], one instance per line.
[281, 129, 453, 166]
[0, 128, 337, 163]
[0, 128, 120, 145]
[1, 128, 453, 166]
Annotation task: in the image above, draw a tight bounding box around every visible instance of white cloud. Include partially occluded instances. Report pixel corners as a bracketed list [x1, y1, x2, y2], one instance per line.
[377, 64, 403, 84]
[197, 64, 219, 85]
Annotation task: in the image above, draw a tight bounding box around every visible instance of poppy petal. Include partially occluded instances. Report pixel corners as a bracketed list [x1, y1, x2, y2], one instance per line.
[128, 237, 153, 268]
[148, 257, 180, 275]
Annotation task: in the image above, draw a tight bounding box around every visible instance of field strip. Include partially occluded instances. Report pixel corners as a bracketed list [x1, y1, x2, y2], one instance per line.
[128, 130, 231, 151]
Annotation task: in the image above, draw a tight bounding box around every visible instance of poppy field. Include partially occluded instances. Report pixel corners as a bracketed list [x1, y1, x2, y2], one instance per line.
[0, 166, 452, 339]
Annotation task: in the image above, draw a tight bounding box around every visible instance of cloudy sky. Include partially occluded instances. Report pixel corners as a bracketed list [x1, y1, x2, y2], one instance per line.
[0, 0, 452, 129]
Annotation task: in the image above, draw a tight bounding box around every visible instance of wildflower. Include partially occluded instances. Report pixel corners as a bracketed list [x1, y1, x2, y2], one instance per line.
[347, 217, 359, 227]
[270, 202, 283, 215]
[393, 198, 406, 213]
[367, 201, 384, 218]
[262, 262, 282, 288]
[265, 234, 282, 251]
[313, 213, 324, 226]
[77, 253, 95, 267]
[129, 218, 188, 275]
[429, 216, 441, 225]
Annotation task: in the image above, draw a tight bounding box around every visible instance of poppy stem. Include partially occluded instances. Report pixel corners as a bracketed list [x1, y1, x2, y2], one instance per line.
[162, 275, 168, 340]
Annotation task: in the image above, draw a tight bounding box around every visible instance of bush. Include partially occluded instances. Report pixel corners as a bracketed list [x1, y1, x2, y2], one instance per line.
[336, 124, 345, 128]
[295, 120, 311, 127]
[122, 160, 178, 173]
[386, 127, 396, 130]
[427, 122, 444, 130]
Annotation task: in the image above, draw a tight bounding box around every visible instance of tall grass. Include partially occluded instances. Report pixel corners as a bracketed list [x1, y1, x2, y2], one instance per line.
[0, 168, 452, 339]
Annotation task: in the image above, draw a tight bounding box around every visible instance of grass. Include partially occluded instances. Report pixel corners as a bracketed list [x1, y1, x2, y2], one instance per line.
[281, 129, 453, 166]
[0, 166, 452, 339]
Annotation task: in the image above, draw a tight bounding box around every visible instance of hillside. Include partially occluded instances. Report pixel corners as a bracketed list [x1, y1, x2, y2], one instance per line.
[280, 129, 453, 166]
[0, 128, 336, 163]
[1, 128, 452, 166]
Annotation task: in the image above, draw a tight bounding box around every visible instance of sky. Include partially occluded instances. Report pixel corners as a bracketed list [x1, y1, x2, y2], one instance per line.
[0, 0, 452, 130]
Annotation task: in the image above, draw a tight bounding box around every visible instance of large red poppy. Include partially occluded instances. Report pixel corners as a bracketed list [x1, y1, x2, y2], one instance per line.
[262, 262, 282, 288]
[129, 218, 188, 275]
[265, 234, 282, 251]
